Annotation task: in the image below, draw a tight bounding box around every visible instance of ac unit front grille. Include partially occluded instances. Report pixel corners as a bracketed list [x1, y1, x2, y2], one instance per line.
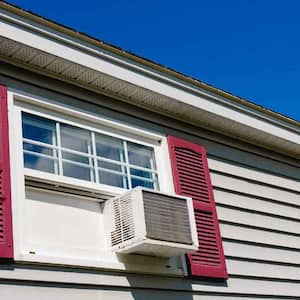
[111, 192, 135, 246]
[143, 190, 193, 245]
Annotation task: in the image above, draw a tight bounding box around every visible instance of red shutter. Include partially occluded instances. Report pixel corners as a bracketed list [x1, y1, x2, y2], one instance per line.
[0, 85, 14, 259]
[167, 135, 227, 279]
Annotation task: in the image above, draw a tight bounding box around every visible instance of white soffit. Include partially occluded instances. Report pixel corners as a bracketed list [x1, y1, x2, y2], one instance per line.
[0, 12, 299, 158]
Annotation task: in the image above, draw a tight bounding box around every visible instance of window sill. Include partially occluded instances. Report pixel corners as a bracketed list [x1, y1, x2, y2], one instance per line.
[15, 251, 185, 277]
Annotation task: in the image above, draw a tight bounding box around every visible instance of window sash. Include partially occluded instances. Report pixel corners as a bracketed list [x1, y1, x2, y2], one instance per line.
[22, 112, 159, 190]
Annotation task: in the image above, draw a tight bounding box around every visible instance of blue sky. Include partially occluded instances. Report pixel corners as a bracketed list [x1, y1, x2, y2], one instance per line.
[6, 0, 300, 121]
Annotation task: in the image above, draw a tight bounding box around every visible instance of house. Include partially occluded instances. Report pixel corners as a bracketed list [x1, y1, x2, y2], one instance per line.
[0, 2, 300, 299]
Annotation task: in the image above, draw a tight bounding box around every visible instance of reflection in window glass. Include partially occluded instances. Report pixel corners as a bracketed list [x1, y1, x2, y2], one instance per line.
[63, 161, 93, 181]
[62, 152, 90, 165]
[99, 170, 128, 189]
[96, 134, 124, 162]
[22, 113, 158, 190]
[98, 160, 128, 188]
[131, 178, 154, 189]
[60, 124, 94, 181]
[130, 168, 153, 179]
[128, 142, 155, 169]
[23, 142, 53, 156]
[61, 125, 91, 154]
[96, 134, 128, 188]
[24, 153, 56, 174]
[98, 160, 123, 172]
[22, 112, 57, 174]
[22, 113, 56, 145]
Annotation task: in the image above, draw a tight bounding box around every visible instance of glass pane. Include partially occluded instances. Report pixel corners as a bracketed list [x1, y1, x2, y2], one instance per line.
[96, 134, 124, 162]
[24, 153, 56, 173]
[99, 170, 128, 188]
[22, 112, 56, 145]
[62, 151, 90, 165]
[63, 161, 93, 181]
[127, 142, 155, 169]
[131, 177, 154, 189]
[23, 142, 54, 157]
[98, 160, 123, 172]
[61, 124, 92, 154]
[130, 168, 153, 179]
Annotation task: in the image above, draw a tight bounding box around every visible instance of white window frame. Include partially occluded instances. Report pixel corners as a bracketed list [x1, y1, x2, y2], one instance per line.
[10, 89, 174, 196]
[8, 89, 181, 275]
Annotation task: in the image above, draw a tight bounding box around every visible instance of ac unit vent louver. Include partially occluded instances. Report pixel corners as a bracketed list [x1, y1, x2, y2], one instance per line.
[111, 191, 135, 246]
[104, 187, 198, 257]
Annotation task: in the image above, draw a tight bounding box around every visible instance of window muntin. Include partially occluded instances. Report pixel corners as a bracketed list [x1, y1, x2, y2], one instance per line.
[22, 112, 159, 190]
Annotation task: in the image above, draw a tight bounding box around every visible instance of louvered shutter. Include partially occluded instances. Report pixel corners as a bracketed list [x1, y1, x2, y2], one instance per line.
[167, 136, 227, 279]
[0, 85, 13, 259]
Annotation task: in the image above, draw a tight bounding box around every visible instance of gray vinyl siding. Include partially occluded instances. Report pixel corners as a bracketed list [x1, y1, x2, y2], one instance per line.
[1, 283, 297, 300]
[0, 68, 300, 299]
[208, 155, 300, 297]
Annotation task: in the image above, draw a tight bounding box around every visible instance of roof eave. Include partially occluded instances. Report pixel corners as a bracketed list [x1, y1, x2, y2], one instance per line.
[0, 0, 298, 128]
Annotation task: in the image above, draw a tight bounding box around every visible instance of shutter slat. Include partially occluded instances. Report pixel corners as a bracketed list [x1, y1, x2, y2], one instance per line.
[177, 171, 207, 182]
[167, 136, 227, 279]
[0, 85, 14, 259]
[177, 162, 205, 173]
[180, 180, 210, 192]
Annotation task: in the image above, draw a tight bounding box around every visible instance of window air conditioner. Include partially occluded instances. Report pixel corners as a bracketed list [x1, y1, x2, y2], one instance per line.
[103, 187, 198, 257]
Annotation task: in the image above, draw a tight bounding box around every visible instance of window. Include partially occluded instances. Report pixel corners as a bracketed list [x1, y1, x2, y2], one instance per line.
[9, 92, 176, 274]
[22, 112, 159, 190]
[7, 91, 227, 278]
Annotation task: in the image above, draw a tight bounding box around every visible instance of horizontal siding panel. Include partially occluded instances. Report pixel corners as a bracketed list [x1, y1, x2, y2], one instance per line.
[194, 296, 283, 300]
[211, 172, 300, 207]
[220, 223, 300, 249]
[223, 241, 300, 265]
[214, 189, 300, 220]
[194, 296, 287, 300]
[208, 158, 300, 193]
[217, 205, 300, 235]
[192, 277, 300, 297]
[205, 141, 300, 180]
[1, 268, 300, 297]
[227, 258, 300, 280]
[0, 283, 299, 300]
